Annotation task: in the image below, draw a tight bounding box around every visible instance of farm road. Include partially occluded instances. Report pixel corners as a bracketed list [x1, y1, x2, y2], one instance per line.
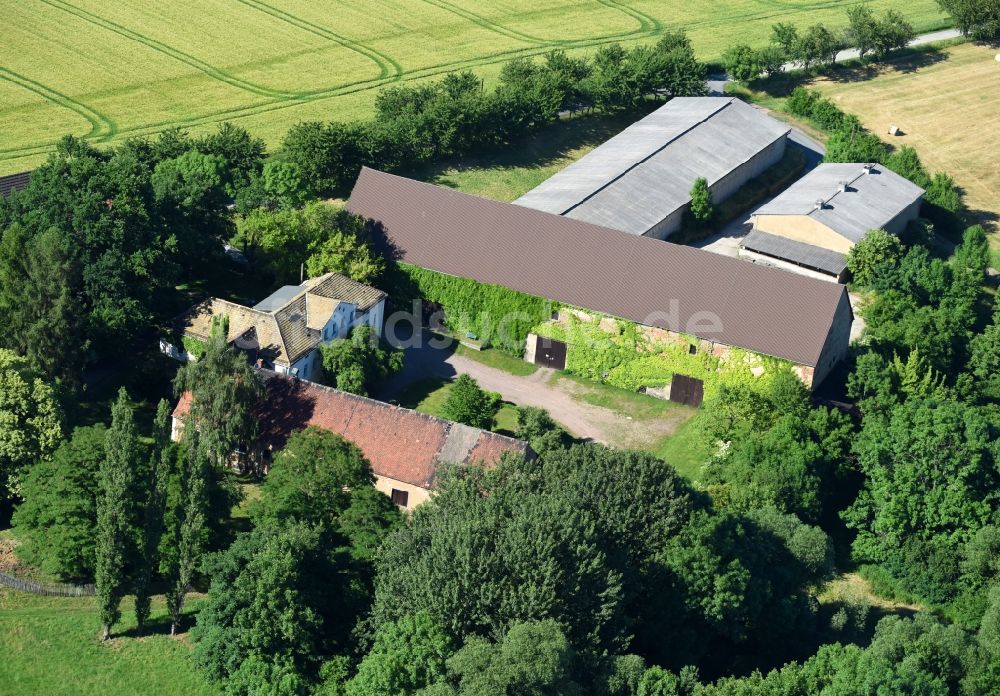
[377, 331, 687, 447]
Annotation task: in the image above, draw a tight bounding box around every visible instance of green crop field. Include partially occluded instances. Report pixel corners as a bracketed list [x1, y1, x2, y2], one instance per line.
[0, 0, 950, 175]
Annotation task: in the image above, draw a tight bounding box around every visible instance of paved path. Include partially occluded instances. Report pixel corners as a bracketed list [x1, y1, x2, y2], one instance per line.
[709, 28, 962, 94]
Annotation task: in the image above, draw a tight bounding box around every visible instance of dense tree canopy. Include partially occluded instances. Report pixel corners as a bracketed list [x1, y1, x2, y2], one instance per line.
[0, 349, 62, 502]
[318, 325, 403, 396]
[844, 396, 1000, 602]
[12, 425, 105, 581]
[251, 427, 376, 528]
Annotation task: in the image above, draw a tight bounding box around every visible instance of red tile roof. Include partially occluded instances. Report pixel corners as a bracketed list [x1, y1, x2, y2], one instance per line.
[172, 371, 528, 488]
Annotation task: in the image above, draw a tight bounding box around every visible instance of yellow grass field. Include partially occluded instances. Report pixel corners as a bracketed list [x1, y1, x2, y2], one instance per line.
[810, 43, 1000, 238]
[0, 0, 949, 175]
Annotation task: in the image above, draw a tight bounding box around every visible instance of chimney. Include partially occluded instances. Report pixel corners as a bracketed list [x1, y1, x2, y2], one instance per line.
[863, 163, 874, 174]
[837, 180, 848, 193]
[814, 199, 825, 211]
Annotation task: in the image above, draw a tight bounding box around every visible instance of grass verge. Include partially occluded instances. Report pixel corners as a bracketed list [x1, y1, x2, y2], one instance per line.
[454, 344, 538, 377]
[653, 410, 714, 482]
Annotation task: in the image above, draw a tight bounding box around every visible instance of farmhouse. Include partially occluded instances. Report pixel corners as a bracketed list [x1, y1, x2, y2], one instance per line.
[741, 163, 925, 282]
[348, 168, 854, 390]
[171, 370, 529, 512]
[513, 97, 790, 239]
[162, 272, 386, 381]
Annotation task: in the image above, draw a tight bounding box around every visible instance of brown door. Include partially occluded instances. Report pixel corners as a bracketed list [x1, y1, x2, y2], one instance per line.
[669, 374, 704, 407]
[534, 337, 567, 370]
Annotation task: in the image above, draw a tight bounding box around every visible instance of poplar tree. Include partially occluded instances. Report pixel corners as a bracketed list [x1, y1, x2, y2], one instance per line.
[164, 435, 210, 635]
[164, 316, 263, 634]
[95, 388, 139, 641]
[133, 399, 171, 633]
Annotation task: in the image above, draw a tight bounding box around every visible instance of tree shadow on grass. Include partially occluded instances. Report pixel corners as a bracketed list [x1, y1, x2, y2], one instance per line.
[744, 45, 953, 100]
[400, 106, 659, 194]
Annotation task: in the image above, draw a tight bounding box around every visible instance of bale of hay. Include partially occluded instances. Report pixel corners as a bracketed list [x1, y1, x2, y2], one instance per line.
[888, 125, 901, 136]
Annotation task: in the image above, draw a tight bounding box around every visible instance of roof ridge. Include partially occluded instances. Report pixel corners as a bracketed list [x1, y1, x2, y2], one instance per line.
[810, 164, 874, 214]
[561, 98, 735, 216]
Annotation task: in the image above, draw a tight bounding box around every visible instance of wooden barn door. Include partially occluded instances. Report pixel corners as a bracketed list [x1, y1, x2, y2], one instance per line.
[534, 337, 567, 370]
[669, 374, 704, 407]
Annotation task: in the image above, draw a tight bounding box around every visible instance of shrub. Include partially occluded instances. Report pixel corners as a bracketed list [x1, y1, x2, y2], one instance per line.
[441, 374, 501, 429]
[688, 177, 714, 222]
[846, 229, 905, 287]
[786, 87, 819, 117]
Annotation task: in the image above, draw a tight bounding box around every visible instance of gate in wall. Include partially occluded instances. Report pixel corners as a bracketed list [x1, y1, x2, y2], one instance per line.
[534, 336, 567, 370]
[669, 374, 704, 407]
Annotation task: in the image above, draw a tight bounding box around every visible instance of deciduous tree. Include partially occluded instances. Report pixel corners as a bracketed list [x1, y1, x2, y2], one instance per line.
[688, 177, 713, 223]
[0, 349, 62, 502]
[12, 425, 105, 581]
[319, 324, 403, 396]
[440, 374, 501, 429]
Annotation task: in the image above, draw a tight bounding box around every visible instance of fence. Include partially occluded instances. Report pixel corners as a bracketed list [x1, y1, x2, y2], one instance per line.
[0, 571, 95, 597]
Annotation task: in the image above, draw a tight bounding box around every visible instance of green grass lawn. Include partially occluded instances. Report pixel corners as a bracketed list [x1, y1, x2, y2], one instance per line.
[653, 410, 714, 482]
[454, 344, 538, 377]
[0, 589, 216, 696]
[552, 373, 687, 422]
[0, 0, 948, 175]
[395, 377, 520, 436]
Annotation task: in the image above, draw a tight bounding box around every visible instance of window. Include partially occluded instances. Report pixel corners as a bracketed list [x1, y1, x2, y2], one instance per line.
[390, 488, 409, 508]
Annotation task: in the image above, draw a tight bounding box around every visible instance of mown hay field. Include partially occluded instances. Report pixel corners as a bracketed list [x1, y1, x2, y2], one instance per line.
[0, 0, 948, 175]
[809, 43, 1000, 240]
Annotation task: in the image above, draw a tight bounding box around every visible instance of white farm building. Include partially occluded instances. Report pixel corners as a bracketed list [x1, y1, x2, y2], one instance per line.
[514, 97, 791, 239]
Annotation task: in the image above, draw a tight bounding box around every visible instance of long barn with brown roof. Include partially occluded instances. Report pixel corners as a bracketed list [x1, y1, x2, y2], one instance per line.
[347, 167, 854, 389]
[172, 370, 529, 511]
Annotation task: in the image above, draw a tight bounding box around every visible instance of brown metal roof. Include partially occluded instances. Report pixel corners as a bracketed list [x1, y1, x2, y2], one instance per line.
[0, 171, 31, 198]
[347, 168, 851, 367]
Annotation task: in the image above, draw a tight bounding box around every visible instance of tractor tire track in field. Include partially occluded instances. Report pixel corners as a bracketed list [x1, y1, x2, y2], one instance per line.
[0, 1, 668, 162]
[234, 0, 403, 82]
[40, 0, 300, 99]
[0, 67, 115, 151]
[417, 0, 557, 45]
[417, 0, 660, 47]
[593, 0, 662, 34]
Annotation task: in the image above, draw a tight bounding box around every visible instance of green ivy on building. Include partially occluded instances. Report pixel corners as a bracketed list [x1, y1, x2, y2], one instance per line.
[390, 264, 556, 354]
[532, 312, 789, 399]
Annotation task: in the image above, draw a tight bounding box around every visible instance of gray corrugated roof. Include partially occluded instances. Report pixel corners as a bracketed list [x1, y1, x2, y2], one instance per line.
[253, 285, 304, 312]
[741, 230, 848, 275]
[348, 168, 852, 368]
[514, 97, 790, 235]
[752, 163, 924, 242]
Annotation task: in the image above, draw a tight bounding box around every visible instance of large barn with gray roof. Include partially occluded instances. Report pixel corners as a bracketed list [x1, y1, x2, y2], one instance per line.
[742, 163, 925, 282]
[513, 97, 790, 240]
[349, 167, 854, 390]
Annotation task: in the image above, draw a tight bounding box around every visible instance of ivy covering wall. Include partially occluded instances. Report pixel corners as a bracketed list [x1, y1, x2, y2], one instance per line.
[533, 312, 790, 399]
[181, 336, 207, 359]
[391, 264, 556, 354]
